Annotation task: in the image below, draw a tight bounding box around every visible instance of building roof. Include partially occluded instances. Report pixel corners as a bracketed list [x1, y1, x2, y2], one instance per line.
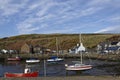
[111, 42, 118, 45]
[106, 46, 120, 51]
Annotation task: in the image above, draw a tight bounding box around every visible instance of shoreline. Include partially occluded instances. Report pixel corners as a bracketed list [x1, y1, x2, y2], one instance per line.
[0, 53, 120, 62]
[1, 76, 120, 80]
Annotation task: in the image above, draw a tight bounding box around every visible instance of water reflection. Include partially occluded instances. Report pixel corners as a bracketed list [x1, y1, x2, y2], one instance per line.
[6, 61, 20, 66]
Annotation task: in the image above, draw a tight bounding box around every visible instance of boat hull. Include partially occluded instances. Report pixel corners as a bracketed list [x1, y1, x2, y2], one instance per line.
[26, 60, 40, 63]
[7, 58, 21, 61]
[47, 58, 64, 62]
[65, 65, 92, 71]
[4, 71, 39, 77]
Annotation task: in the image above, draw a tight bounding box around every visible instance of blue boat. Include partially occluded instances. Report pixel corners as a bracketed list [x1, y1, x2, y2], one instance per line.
[47, 56, 63, 63]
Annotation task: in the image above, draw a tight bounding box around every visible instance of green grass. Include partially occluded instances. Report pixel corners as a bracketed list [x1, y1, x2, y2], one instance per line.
[0, 34, 119, 50]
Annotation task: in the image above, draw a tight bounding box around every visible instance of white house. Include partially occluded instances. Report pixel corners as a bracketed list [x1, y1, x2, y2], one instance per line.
[1, 49, 8, 54]
[97, 41, 120, 53]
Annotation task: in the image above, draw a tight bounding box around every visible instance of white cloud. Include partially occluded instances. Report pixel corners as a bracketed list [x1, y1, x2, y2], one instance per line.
[17, 23, 39, 34]
[88, 0, 111, 5]
[27, 3, 40, 11]
[36, 1, 55, 17]
[88, 0, 120, 9]
[0, 0, 28, 16]
[95, 26, 120, 33]
[109, 16, 120, 23]
[0, 0, 119, 36]
[80, 7, 102, 17]
[16, 0, 107, 34]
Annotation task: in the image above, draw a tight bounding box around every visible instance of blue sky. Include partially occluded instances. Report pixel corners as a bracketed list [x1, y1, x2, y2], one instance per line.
[0, 0, 120, 38]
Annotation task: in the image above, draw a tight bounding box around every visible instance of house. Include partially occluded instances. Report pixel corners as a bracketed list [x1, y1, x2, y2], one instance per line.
[21, 43, 50, 54]
[109, 42, 120, 47]
[69, 44, 79, 54]
[1, 49, 8, 54]
[97, 41, 120, 54]
[33, 45, 44, 54]
[106, 46, 120, 52]
[44, 49, 51, 54]
[106, 42, 120, 53]
[69, 43, 86, 54]
[21, 43, 33, 54]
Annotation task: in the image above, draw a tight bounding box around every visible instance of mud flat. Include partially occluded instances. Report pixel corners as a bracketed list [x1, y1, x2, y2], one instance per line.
[1, 76, 120, 80]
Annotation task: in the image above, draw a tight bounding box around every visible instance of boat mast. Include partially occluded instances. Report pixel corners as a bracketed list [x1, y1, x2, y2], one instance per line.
[44, 59, 46, 77]
[79, 34, 81, 43]
[56, 37, 59, 57]
[79, 34, 83, 64]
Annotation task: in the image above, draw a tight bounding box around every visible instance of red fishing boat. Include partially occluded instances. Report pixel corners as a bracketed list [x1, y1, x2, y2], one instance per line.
[4, 71, 39, 77]
[7, 56, 21, 61]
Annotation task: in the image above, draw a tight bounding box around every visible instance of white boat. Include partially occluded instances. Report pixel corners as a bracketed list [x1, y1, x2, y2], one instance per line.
[26, 58, 40, 63]
[65, 61, 92, 71]
[65, 34, 92, 71]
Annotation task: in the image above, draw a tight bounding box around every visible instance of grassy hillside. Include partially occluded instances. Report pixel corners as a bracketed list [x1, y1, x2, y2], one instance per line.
[0, 34, 119, 50]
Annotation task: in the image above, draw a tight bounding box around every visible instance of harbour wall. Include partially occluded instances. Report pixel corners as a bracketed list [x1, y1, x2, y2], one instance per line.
[0, 53, 120, 61]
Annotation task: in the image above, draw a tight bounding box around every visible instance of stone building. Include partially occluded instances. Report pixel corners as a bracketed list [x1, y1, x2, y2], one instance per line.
[20, 43, 49, 54]
[21, 43, 33, 54]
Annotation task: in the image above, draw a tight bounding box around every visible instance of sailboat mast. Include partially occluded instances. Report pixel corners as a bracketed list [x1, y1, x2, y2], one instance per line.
[56, 37, 59, 57]
[44, 59, 46, 77]
[79, 34, 82, 64]
[79, 34, 81, 43]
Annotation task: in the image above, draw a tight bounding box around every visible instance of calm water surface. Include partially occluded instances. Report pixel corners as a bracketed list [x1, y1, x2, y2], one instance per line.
[0, 59, 120, 77]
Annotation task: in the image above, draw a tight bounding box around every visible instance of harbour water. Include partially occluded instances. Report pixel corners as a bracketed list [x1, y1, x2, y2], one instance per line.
[0, 59, 120, 77]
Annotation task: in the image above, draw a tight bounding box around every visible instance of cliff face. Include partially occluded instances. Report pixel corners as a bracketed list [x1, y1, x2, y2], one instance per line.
[0, 34, 118, 51]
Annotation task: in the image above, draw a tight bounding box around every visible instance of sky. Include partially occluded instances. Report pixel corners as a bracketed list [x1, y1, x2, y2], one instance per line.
[0, 0, 120, 38]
